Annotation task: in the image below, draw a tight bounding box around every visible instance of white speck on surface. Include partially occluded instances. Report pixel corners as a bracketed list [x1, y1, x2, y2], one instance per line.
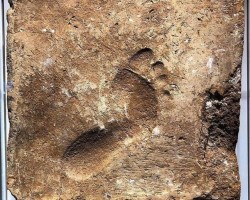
[128, 179, 135, 184]
[215, 49, 226, 53]
[43, 58, 53, 67]
[206, 101, 212, 109]
[42, 28, 55, 33]
[223, 160, 229, 166]
[98, 96, 108, 113]
[192, 69, 197, 74]
[116, 179, 123, 185]
[99, 122, 105, 130]
[108, 118, 115, 122]
[233, 29, 239, 37]
[128, 18, 134, 22]
[57, 102, 63, 107]
[229, 69, 241, 85]
[206, 57, 214, 70]
[61, 88, 72, 98]
[104, 193, 111, 199]
[152, 126, 160, 136]
[188, 56, 193, 62]
[167, 179, 174, 186]
[74, 81, 97, 93]
[124, 103, 129, 117]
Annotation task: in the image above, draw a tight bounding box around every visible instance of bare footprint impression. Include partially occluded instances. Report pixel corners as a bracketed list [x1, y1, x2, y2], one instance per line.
[63, 48, 170, 181]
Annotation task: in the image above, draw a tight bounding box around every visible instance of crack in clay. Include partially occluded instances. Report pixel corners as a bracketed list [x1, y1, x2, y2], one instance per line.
[201, 67, 241, 157]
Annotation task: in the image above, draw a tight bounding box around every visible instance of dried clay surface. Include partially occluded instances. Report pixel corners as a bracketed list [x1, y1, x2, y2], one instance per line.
[7, 0, 244, 199]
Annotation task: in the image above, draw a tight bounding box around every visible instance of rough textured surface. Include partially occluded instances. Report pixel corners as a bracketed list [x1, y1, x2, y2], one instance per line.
[7, 0, 244, 199]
